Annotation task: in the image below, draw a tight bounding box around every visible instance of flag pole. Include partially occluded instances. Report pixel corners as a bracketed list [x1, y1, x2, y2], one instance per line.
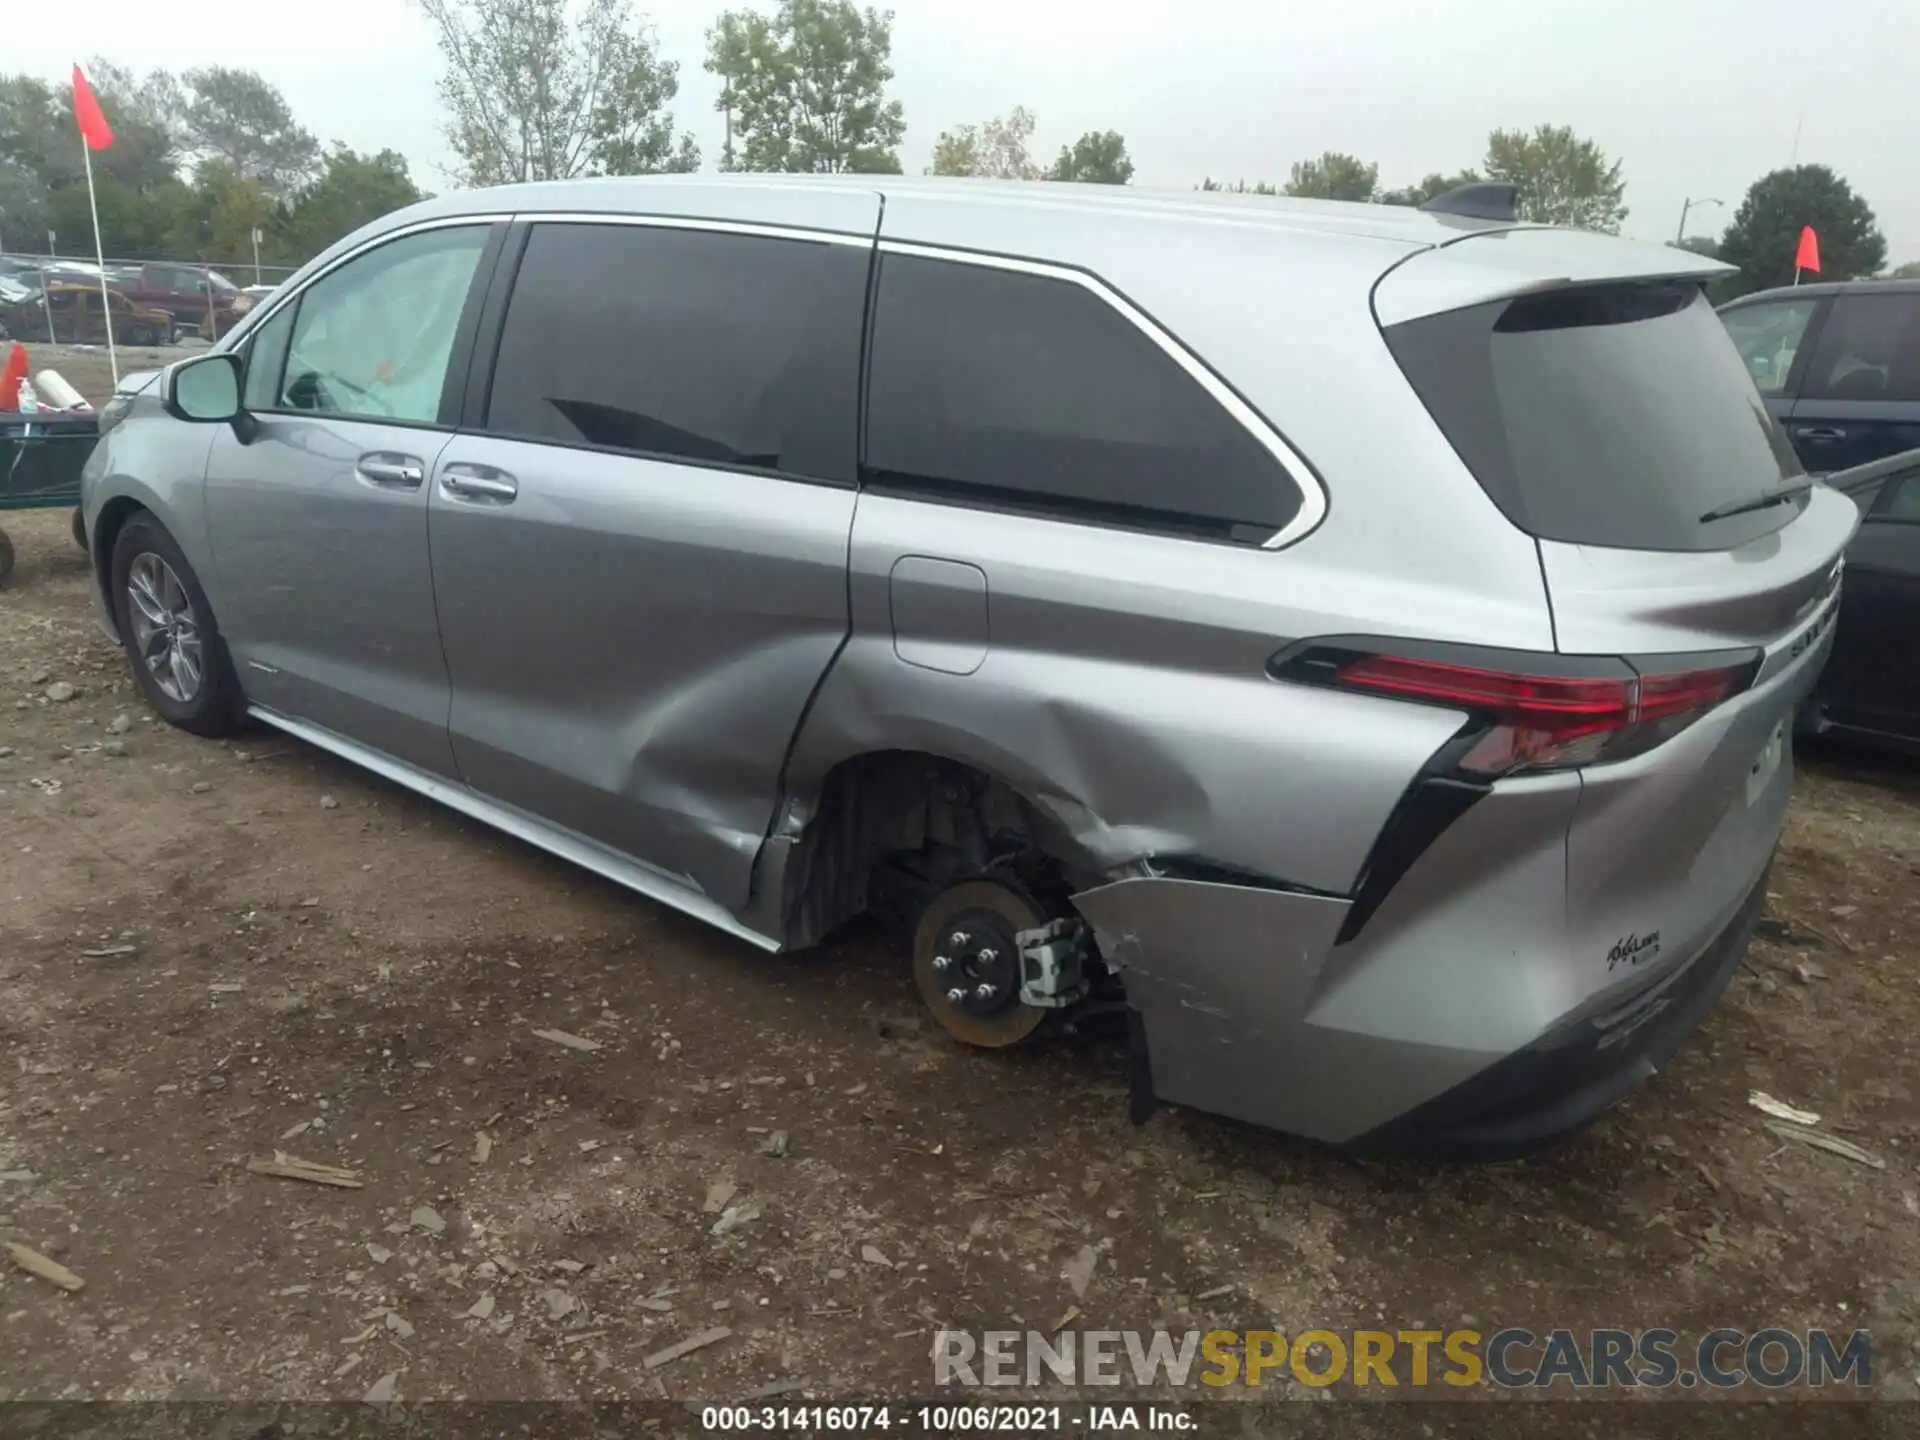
[82, 142, 118, 385]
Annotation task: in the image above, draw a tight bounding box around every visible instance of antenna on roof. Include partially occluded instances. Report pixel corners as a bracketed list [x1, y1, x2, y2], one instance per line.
[1419, 182, 1518, 223]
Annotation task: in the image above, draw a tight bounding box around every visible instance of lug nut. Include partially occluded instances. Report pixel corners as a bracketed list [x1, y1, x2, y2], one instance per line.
[931, 954, 951, 972]
[976, 948, 998, 964]
[945, 987, 966, 1004]
[949, 931, 968, 948]
[973, 982, 995, 1000]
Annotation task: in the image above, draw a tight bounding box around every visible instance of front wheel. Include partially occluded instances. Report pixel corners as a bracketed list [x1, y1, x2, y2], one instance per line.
[110, 513, 241, 736]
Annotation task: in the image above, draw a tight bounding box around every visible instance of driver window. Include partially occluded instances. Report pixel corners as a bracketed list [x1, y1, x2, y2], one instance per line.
[279, 226, 488, 424]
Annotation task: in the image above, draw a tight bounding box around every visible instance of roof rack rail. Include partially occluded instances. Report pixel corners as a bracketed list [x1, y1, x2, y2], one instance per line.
[1419, 182, 1519, 223]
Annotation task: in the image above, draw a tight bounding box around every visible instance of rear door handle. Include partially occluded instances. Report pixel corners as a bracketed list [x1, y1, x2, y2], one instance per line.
[440, 464, 518, 504]
[355, 452, 425, 489]
[1794, 426, 1847, 441]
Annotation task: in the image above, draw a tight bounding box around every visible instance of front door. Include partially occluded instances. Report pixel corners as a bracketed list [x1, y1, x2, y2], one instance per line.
[203, 222, 500, 777]
[429, 213, 875, 910]
[1719, 293, 1823, 440]
[1786, 291, 1920, 474]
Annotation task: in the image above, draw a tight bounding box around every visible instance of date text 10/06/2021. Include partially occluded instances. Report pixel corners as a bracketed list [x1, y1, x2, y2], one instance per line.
[700, 1406, 1186, 1432]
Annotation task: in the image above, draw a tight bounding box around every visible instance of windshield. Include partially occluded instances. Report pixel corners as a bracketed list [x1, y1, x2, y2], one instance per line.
[1386, 282, 1807, 552]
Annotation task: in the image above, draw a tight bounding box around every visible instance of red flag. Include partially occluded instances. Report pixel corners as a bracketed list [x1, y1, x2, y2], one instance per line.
[71, 64, 114, 151]
[1795, 225, 1821, 274]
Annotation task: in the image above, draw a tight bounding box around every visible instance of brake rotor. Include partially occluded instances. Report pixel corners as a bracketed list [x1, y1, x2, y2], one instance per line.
[912, 878, 1050, 1048]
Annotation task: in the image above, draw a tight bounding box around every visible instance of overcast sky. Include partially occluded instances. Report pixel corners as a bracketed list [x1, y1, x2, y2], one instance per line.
[31, 0, 1920, 263]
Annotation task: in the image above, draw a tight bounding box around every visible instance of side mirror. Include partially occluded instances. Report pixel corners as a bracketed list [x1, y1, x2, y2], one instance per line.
[167, 352, 242, 423]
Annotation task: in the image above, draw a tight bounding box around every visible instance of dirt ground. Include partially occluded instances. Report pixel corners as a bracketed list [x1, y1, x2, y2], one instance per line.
[2, 376, 1919, 1420]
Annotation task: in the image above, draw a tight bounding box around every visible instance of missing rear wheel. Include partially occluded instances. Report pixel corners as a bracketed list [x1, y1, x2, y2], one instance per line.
[912, 879, 1050, 1048]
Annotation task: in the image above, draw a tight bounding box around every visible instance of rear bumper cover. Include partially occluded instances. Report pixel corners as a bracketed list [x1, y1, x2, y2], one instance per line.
[1353, 860, 1769, 1157]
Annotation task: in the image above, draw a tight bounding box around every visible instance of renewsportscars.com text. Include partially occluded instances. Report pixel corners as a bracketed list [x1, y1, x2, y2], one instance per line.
[933, 1327, 1872, 1390]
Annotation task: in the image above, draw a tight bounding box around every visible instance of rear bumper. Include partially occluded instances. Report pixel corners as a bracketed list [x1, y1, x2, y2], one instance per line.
[1352, 860, 1769, 1158]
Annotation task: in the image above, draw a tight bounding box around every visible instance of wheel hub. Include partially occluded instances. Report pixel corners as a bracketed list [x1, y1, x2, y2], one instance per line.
[126, 552, 204, 704]
[928, 911, 1022, 1016]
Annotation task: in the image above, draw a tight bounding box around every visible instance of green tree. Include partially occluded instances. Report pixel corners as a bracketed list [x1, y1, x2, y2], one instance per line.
[1377, 170, 1481, 208]
[181, 67, 320, 197]
[1283, 151, 1377, 202]
[707, 0, 906, 174]
[161, 160, 273, 264]
[1482, 125, 1625, 231]
[929, 106, 1038, 180]
[1887, 259, 1920, 280]
[1, 68, 187, 255]
[1047, 130, 1132, 185]
[419, 0, 699, 185]
[1716, 166, 1887, 296]
[273, 147, 429, 263]
[1198, 178, 1279, 195]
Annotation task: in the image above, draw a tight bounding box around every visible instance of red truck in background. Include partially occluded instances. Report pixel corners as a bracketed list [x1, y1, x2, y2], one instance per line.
[108, 263, 251, 340]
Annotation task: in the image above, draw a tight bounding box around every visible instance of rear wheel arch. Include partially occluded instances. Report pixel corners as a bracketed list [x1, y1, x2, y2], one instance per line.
[772, 747, 1101, 951]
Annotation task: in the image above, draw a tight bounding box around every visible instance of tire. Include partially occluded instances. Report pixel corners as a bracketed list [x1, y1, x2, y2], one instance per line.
[110, 512, 242, 737]
[0, 527, 13, 588]
[70, 507, 86, 551]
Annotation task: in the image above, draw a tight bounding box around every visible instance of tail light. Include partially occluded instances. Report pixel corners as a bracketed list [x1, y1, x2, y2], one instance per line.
[1276, 644, 1759, 778]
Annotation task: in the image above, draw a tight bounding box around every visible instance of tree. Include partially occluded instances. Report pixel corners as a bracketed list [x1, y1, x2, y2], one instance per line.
[1377, 170, 1481, 208]
[929, 106, 1038, 180]
[0, 68, 187, 254]
[181, 67, 320, 197]
[1887, 260, 1920, 280]
[1198, 178, 1279, 195]
[420, 0, 699, 186]
[1482, 125, 1625, 232]
[1283, 151, 1377, 203]
[274, 147, 429, 262]
[1047, 130, 1132, 185]
[1716, 166, 1887, 296]
[707, 0, 906, 174]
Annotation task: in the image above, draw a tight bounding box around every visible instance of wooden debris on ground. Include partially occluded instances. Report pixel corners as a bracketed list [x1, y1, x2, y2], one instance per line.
[1763, 1119, 1886, 1170]
[5, 1241, 84, 1292]
[1748, 1091, 1821, 1126]
[643, 1326, 732, 1370]
[246, 1152, 364, 1189]
[532, 1028, 601, 1053]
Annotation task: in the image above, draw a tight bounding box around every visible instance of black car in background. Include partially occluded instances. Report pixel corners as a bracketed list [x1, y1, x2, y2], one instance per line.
[1719, 279, 1920, 474]
[1719, 283, 1920, 755]
[1805, 449, 1920, 754]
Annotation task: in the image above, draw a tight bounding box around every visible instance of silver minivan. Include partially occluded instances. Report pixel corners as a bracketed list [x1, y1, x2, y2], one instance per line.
[81, 176, 1855, 1155]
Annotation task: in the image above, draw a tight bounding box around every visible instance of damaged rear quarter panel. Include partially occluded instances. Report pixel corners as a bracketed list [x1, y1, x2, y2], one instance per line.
[779, 494, 1470, 896]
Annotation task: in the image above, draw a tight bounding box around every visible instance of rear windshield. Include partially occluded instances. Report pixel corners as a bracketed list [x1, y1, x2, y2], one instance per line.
[1385, 282, 1807, 552]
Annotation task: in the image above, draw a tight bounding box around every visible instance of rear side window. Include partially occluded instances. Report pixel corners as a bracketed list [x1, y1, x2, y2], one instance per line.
[1386, 283, 1806, 552]
[1800, 293, 1920, 403]
[484, 223, 867, 484]
[864, 254, 1300, 543]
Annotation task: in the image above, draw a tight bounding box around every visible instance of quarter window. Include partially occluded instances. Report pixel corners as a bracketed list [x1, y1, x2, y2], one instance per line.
[242, 301, 296, 412]
[278, 226, 489, 424]
[483, 222, 867, 484]
[863, 253, 1301, 542]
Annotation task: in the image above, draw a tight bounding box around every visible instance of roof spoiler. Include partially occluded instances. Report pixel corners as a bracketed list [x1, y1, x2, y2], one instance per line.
[1420, 182, 1519, 223]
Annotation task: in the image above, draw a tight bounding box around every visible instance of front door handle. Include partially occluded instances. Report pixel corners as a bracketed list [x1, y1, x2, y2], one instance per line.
[440, 464, 518, 504]
[355, 452, 424, 489]
[1795, 426, 1847, 442]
